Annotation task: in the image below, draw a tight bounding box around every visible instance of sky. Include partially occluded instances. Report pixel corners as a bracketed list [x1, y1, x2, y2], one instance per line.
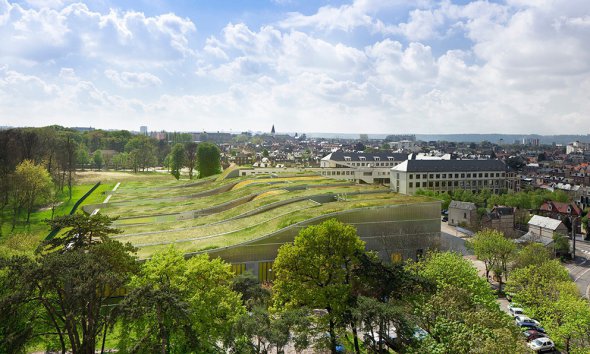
[0, 0, 589, 135]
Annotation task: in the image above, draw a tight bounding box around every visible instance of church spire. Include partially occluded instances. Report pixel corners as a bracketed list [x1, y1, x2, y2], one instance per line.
[271, 124, 275, 135]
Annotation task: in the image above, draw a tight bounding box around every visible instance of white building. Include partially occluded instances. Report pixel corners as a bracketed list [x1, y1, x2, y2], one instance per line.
[390, 159, 507, 195]
[319, 151, 408, 184]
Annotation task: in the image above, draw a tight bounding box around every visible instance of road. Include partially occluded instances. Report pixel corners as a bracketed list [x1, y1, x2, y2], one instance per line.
[565, 237, 590, 298]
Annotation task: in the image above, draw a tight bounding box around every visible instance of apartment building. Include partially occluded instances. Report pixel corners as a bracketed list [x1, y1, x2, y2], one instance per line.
[390, 159, 507, 195]
[319, 151, 408, 184]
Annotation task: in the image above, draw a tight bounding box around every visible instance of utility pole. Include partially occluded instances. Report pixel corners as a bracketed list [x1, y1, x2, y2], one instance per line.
[572, 216, 577, 260]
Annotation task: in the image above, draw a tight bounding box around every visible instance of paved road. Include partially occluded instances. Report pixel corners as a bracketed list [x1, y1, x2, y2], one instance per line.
[566, 237, 590, 298]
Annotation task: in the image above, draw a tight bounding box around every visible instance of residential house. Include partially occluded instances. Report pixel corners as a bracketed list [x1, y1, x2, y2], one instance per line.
[518, 215, 568, 246]
[448, 201, 477, 227]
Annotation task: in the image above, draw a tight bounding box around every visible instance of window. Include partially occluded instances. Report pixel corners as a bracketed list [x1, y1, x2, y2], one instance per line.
[423, 174, 427, 179]
[388, 157, 394, 161]
[464, 213, 467, 218]
[429, 182, 433, 187]
[374, 156, 380, 161]
[442, 181, 446, 187]
[435, 181, 439, 187]
[409, 174, 414, 179]
[415, 182, 420, 188]
[416, 174, 420, 179]
[455, 173, 459, 178]
[467, 173, 471, 178]
[429, 174, 434, 179]
[436, 174, 440, 179]
[484, 173, 488, 177]
[344, 156, 351, 161]
[409, 182, 413, 188]
[479, 173, 483, 178]
[461, 173, 465, 178]
[442, 174, 447, 178]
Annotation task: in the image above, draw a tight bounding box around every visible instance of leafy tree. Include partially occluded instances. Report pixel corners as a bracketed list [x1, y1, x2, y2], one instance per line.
[93, 150, 103, 170]
[273, 219, 365, 354]
[408, 252, 526, 353]
[169, 143, 185, 180]
[468, 229, 516, 291]
[119, 247, 245, 353]
[77, 144, 90, 170]
[506, 259, 573, 312]
[125, 135, 157, 172]
[11, 160, 53, 226]
[196, 142, 221, 178]
[512, 243, 551, 270]
[184, 142, 198, 179]
[407, 251, 496, 308]
[0, 214, 137, 354]
[231, 271, 270, 310]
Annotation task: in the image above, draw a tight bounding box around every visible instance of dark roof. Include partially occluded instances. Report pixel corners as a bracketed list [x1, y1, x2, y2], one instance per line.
[327, 151, 408, 162]
[397, 159, 506, 172]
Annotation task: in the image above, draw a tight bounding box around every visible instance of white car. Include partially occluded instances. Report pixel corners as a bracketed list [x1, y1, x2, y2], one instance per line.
[508, 305, 525, 317]
[514, 315, 540, 326]
[527, 337, 555, 352]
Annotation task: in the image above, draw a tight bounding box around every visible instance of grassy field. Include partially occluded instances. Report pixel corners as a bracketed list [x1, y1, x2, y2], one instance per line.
[1, 170, 431, 258]
[94, 172, 429, 258]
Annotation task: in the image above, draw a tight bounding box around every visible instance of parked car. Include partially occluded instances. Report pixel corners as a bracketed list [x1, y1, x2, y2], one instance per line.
[442, 216, 448, 222]
[514, 315, 541, 326]
[508, 305, 525, 317]
[519, 323, 546, 333]
[527, 337, 555, 352]
[522, 329, 547, 342]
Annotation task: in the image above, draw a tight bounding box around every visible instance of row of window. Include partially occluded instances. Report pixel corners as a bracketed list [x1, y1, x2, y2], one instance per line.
[408, 172, 505, 179]
[408, 179, 502, 188]
[342, 162, 399, 167]
[343, 156, 397, 162]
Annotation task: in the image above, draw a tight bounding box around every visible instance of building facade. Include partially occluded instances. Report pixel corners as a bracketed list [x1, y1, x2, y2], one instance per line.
[320, 151, 408, 184]
[390, 159, 507, 195]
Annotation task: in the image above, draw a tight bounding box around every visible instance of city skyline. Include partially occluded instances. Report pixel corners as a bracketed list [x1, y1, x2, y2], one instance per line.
[0, 0, 589, 134]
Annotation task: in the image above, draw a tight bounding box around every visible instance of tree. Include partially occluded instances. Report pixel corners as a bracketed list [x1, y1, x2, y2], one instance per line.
[77, 144, 90, 170]
[184, 142, 198, 179]
[125, 135, 157, 172]
[11, 160, 53, 226]
[169, 143, 185, 180]
[119, 247, 244, 353]
[0, 214, 137, 354]
[196, 142, 221, 178]
[506, 260, 573, 312]
[468, 229, 516, 292]
[408, 252, 526, 353]
[273, 219, 365, 354]
[512, 243, 551, 270]
[93, 150, 103, 171]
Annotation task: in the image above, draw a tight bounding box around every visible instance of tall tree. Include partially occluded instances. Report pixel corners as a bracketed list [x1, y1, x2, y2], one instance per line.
[119, 247, 244, 353]
[0, 214, 137, 354]
[468, 229, 516, 291]
[184, 142, 198, 179]
[11, 160, 53, 226]
[93, 150, 104, 171]
[169, 143, 185, 180]
[196, 142, 221, 178]
[273, 219, 365, 354]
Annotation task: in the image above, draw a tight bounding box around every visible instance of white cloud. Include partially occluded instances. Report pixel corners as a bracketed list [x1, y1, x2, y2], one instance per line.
[104, 69, 162, 88]
[0, 2, 196, 65]
[0, 0, 589, 134]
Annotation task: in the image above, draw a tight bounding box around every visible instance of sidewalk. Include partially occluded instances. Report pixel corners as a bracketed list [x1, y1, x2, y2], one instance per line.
[464, 255, 511, 313]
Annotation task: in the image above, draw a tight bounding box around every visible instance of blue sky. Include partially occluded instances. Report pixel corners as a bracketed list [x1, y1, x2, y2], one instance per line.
[1, 0, 589, 134]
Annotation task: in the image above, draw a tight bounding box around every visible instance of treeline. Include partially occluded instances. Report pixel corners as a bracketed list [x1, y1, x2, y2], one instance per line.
[417, 187, 571, 211]
[1, 217, 526, 353]
[0, 126, 172, 174]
